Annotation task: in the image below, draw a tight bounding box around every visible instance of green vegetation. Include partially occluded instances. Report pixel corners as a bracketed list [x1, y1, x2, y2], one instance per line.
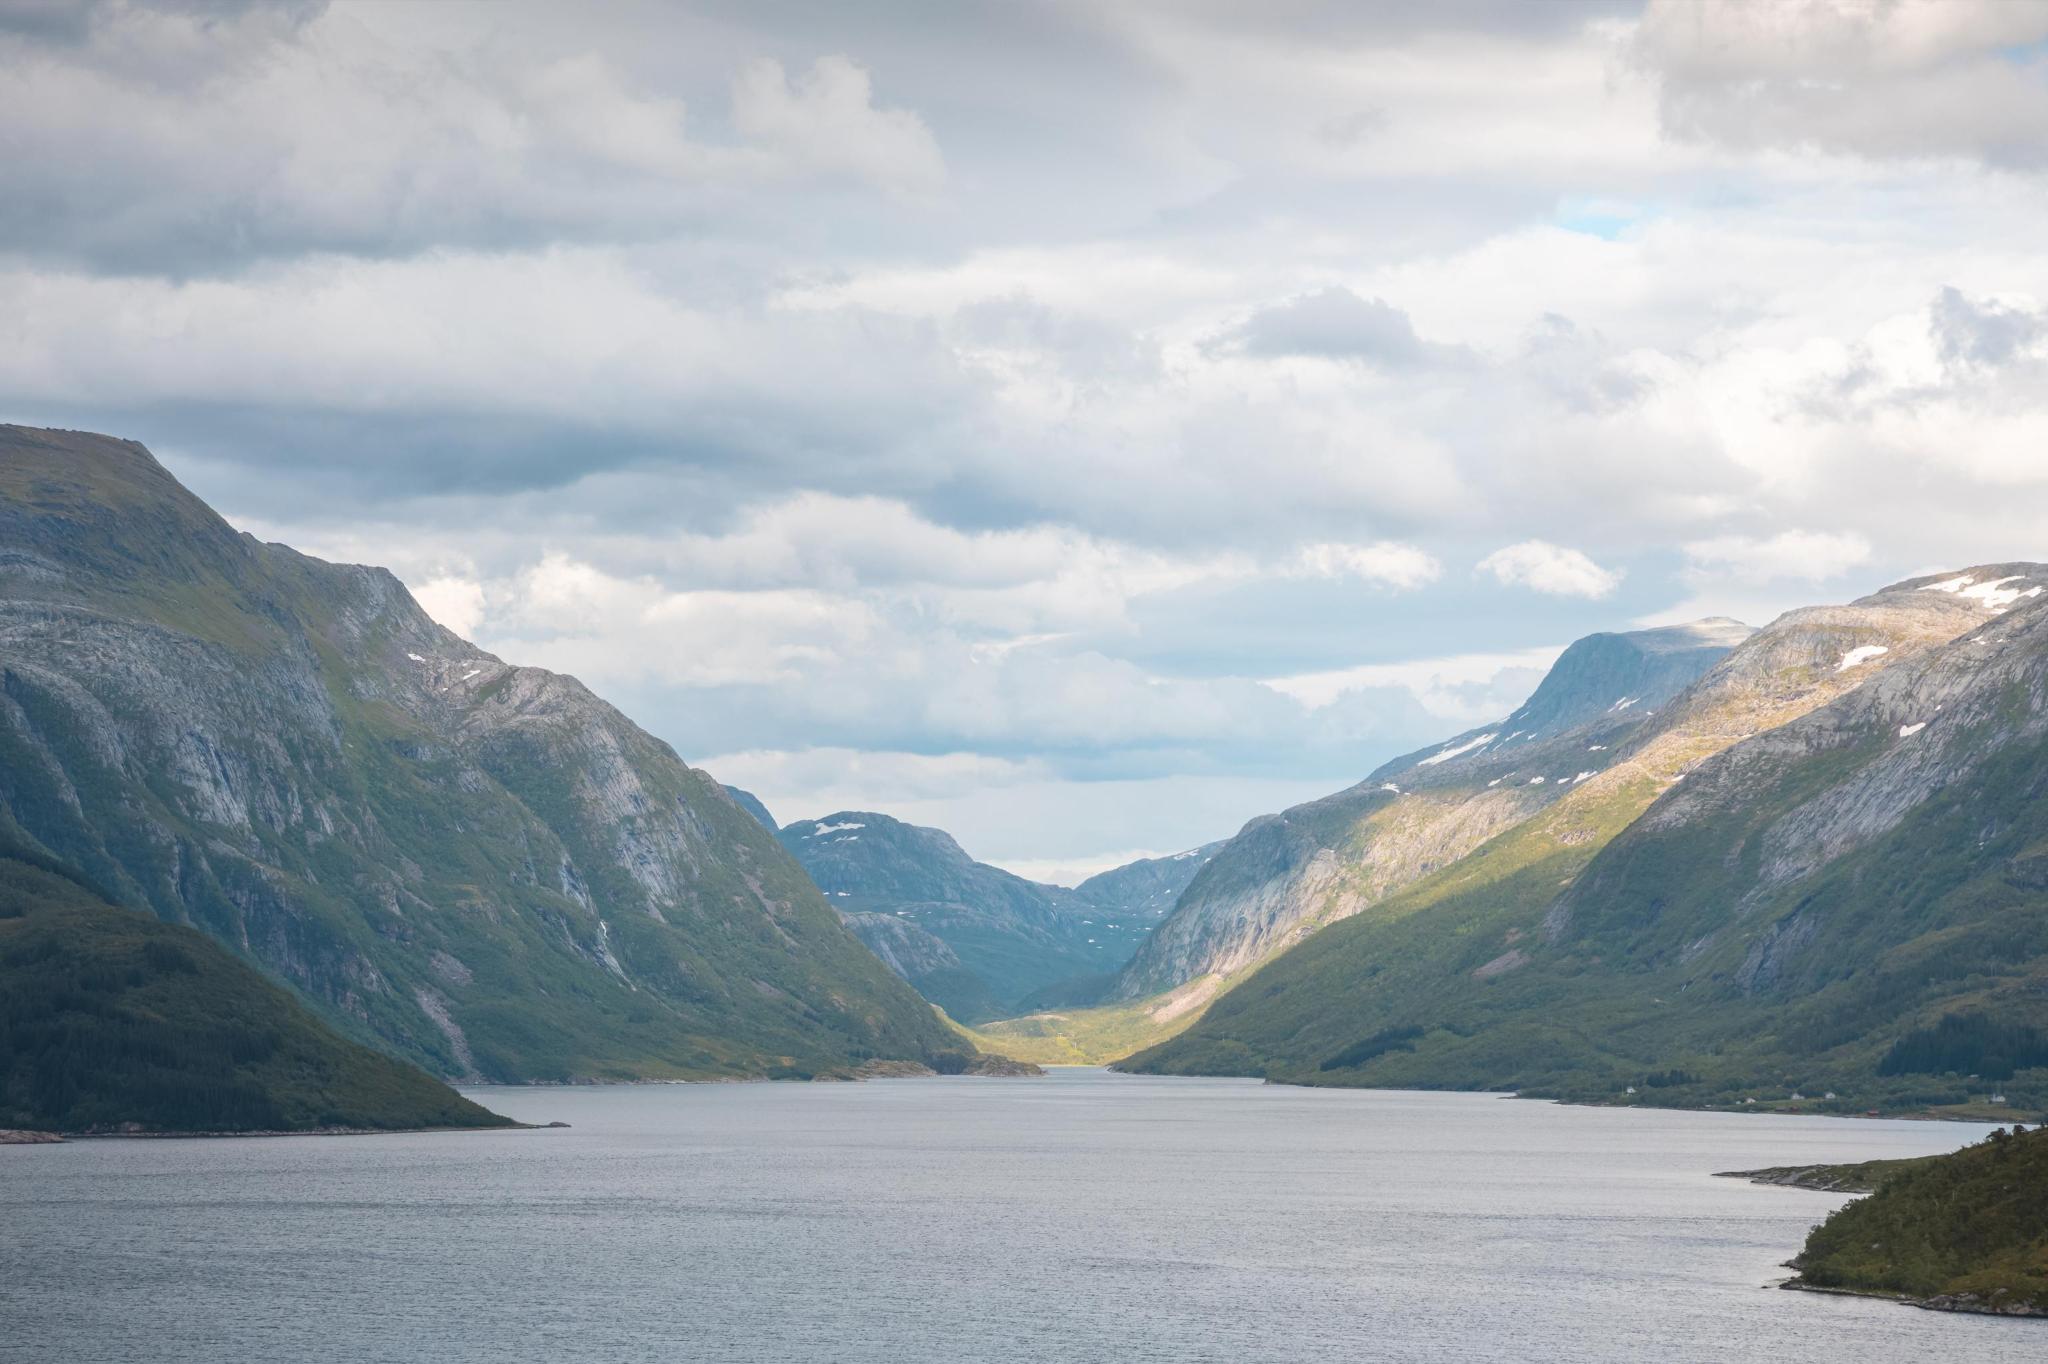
[1125, 710, 2048, 1116]
[1721, 1156, 1942, 1194]
[1883, 1015, 2048, 1081]
[1788, 1124, 2048, 1314]
[0, 850, 511, 1133]
[944, 993, 1200, 1066]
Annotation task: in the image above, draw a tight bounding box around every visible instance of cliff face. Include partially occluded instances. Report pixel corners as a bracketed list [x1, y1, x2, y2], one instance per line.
[1111, 619, 1755, 1006]
[0, 425, 958, 1081]
[1075, 842, 1225, 920]
[1546, 568, 2048, 985]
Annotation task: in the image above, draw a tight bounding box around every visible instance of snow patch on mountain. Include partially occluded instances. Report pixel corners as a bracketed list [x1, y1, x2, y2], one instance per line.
[1919, 574, 2043, 611]
[1418, 732, 1497, 767]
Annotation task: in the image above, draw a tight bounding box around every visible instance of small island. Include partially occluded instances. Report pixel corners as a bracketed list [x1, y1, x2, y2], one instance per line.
[1727, 1125, 2048, 1317]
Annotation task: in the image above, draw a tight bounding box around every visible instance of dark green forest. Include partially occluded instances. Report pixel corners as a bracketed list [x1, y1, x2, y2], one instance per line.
[0, 845, 510, 1134]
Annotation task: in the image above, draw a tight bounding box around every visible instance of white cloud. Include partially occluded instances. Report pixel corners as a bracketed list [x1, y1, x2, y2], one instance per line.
[0, 8, 946, 267]
[1636, 0, 2048, 167]
[1213, 288, 1429, 364]
[1291, 541, 1441, 589]
[695, 747, 1049, 807]
[1475, 541, 1623, 598]
[1683, 530, 1874, 584]
[1264, 645, 1562, 715]
[411, 574, 487, 637]
[731, 55, 945, 193]
[479, 554, 879, 689]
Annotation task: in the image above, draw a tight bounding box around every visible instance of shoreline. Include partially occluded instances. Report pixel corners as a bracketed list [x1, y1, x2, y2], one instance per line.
[29, 1120, 562, 1142]
[1223, 1071, 2032, 1125]
[1777, 1278, 2048, 1320]
[8, 1057, 1050, 1142]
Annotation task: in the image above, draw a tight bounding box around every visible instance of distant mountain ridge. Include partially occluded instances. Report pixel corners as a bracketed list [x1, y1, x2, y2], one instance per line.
[721, 785, 779, 831]
[0, 425, 963, 1083]
[1075, 842, 1228, 920]
[778, 810, 1220, 1022]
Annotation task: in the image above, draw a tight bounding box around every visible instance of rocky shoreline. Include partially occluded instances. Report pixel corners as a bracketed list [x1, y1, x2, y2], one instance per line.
[1714, 1161, 1910, 1193]
[1779, 1278, 2048, 1318]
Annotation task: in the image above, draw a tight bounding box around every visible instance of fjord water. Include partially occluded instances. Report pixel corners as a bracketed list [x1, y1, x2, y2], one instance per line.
[3, 1071, 2035, 1363]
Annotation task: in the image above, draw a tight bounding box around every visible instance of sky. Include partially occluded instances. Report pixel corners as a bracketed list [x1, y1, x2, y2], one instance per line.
[4, 0, 2048, 882]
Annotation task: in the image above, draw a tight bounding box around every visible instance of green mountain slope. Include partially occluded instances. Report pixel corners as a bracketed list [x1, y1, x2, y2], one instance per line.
[0, 843, 510, 1133]
[1787, 1123, 2048, 1314]
[1127, 569, 2047, 1110]
[0, 425, 961, 1082]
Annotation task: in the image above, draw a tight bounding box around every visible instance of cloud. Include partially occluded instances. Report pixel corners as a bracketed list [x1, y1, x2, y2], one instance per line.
[1476, 541, 1623, 598]
[694, 747, 1049, 806]
[1263, 644, 1562, 718]
[1290, 541, 1441, 589]
[1683, 529, 1874, 584]
[1211, 288, 1429, 364]
[1636, 0, 2048, 167]
[0, 6, 945, 269]
[1930, 285, 2045, 368]
[731, 55, 945, 193]
[698, 749, 1344, 869]
[410, 574, 486, 636]
[11, 1, 2048, 862]
[482, 553, 881, 690]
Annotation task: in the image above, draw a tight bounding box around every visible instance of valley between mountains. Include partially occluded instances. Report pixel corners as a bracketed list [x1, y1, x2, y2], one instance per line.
[4, 423, 2046, 1129]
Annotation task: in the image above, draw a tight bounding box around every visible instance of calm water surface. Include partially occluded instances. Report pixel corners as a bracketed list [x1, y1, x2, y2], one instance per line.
[3, 1069, 2036, 1362]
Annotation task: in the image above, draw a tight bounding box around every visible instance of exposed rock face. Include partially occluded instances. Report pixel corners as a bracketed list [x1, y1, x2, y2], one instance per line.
[1112, 619, 1757, 1004]
[842, 910, 964, 979]
[778, 811, 1148, 1021]
[1549, 566, 2048, 972]
[1113, 785, 1541, 1003]
[1074, 842, 1226, 920]
[0, 425, 958, 1081]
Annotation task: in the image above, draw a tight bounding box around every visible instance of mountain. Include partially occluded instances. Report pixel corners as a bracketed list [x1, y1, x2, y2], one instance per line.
[0, 425, 964, 1083]
[1074, 841, 1226, 920]
[1111, 619, 1755, 1012]
[1785, 1124, 2048, 1315]
[0, 838, 511, 1134]
[1127, 567, 2048, 1113]
[776, 811, 1158, 1021]
[722, 785, 778, 831]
